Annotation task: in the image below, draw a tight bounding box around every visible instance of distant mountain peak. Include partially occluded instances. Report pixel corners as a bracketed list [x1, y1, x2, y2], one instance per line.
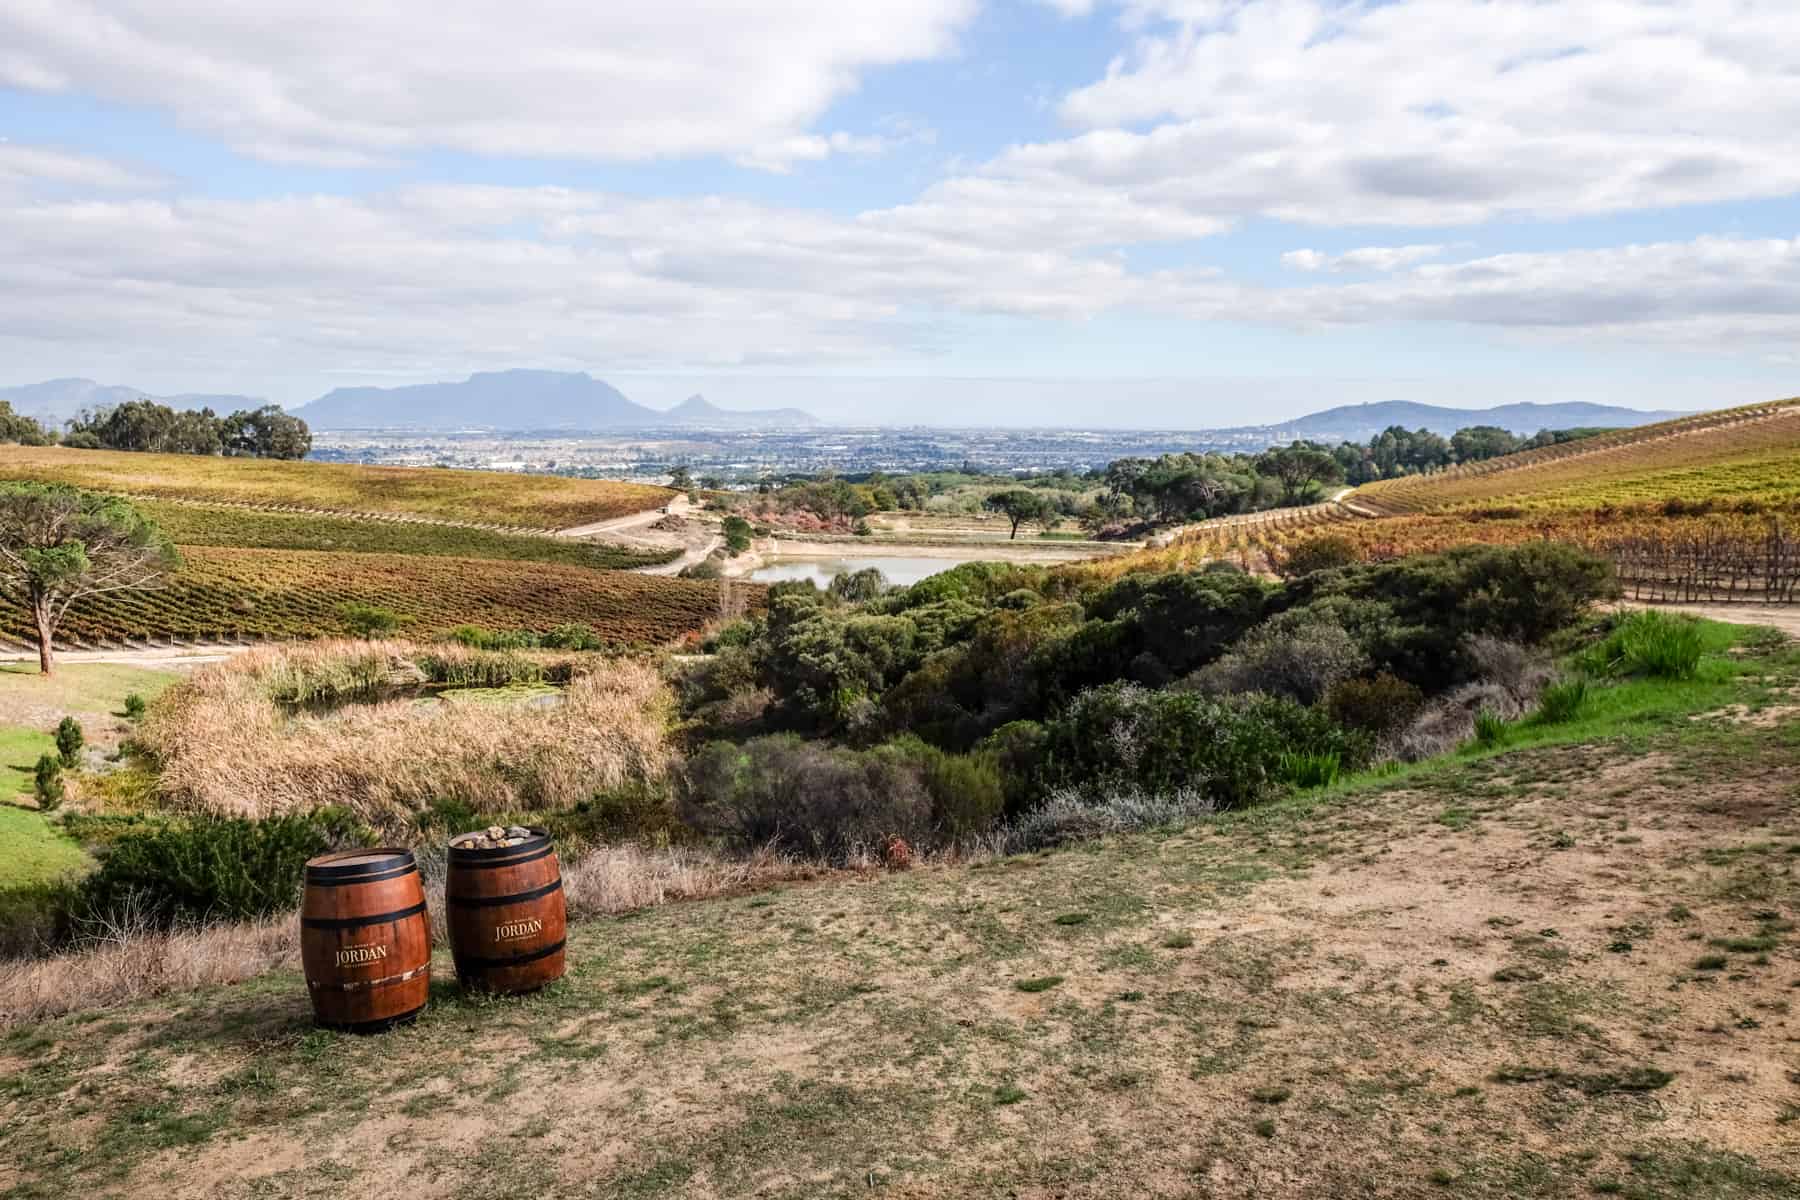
[1246, 399, 1689, 441]
[291, 370, 819, 430]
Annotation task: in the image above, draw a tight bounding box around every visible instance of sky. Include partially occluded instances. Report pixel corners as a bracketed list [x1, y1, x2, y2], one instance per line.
[1, 0, 1797, 427]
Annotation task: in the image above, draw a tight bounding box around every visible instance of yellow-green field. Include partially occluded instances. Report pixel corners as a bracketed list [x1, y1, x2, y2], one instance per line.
[1352, 400, 1800, 516]
[0, 547, 740, 648]
[136, 501, 678, 570]
[0, 445, 671, 529]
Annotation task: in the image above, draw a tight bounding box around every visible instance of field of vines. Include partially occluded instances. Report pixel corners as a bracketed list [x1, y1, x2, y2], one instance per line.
[136, 501, 680, 570]
[0, 445, 672, 529]
[1351, 398, 1800, 516]
[0, 548, 747, 649]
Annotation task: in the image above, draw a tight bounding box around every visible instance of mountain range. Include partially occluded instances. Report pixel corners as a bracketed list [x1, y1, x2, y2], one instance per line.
[1233, 400, 1689, 443]
[0, 378, 263, 422]
[294, 370, 819, 430]
[3, 374, 1686, 438]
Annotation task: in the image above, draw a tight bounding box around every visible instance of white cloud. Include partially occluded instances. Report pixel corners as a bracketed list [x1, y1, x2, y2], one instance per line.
[1282, 245, 1447, 272]
[3, 168, 1794, 395]
[0, 1, 975, 166]
[1008, 0, 1800, 227]
[0, 142, 158, 191]
[734, 127, 935, 174]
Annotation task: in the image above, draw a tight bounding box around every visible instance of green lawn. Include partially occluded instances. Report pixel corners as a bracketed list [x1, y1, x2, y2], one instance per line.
[0, 662, 183, 888]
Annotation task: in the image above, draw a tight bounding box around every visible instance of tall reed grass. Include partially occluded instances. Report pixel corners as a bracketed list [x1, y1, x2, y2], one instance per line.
[140, 641, 674, 827]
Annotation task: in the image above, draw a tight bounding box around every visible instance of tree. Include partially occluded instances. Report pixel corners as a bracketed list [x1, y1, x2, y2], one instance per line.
[1254, 443, 1345, 505]
[0, 484, 176, 674]
[0, 402, 53, 446]
[220, 405, 312, 459]
[984, 489, 1055, 539]
[1450, 425, 1520, 464]
[668, 465, 694, 491]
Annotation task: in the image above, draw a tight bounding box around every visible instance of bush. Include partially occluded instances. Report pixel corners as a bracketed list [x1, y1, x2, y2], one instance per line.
[905, 738, 1004, 838]
[1186, 612, 1369, 705]
[341, 602, 403, 637]
[1396, 682, 1523, 761]
[1582, 610, 1705, 680]
[76, 813, 364, 929]
[977, 720, 1050, 816]
[1039, 684, 1368, 811]
[678, 736, 936, 863]
[1325, 673, 1424, 736]
[828, 568, 888, 603]
[1001, 786, 1218, 853]
[54, 717, 84, 768]
[540, 622, 606, 650]
[1534, 678, 1590, 725]
[33, 753, 64, 810]
[722, 515, 753, 555]
[122, 692, 147, 720]
[1465, 635, 1554, 706]
[1277, 535, 1360, 579]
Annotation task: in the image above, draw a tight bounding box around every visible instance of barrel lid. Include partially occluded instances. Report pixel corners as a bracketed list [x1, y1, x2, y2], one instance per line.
[449, 826, 550, 860]
[306, 847, 416, 882]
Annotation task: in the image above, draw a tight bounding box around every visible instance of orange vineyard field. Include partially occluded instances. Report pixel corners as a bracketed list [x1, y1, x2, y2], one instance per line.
[0, 547, 748, 648]
[0, 444, 672, 529]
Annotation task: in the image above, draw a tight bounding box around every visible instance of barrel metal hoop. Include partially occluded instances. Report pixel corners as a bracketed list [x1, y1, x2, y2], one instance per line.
[454, 939, 566, 970]
[305, 862, 419, 887]
[301, 900, 428, 930]
[306, 961, 433, 993]
[449, 844, 555, 871]
[446, 878, 563, 908]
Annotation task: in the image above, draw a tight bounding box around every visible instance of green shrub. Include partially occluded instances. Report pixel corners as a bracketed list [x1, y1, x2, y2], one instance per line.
[1534, 678, 1590, 724]
[54, 716, 84, 768]
[341, 602, 403, 637]
[122, 692, 148, 720]
[1582, 610, 1705, 680]
[540, 622, 606, 650]
[77, 812, 366, 928]
[1277, 750, 1340, 789]
[977, 720, 1050, 816]
[722, 515, 753, 555]
[905, 739, 1005, 838]
[33, 753, 64, 810]
[1039, 684, 1368, 810]
[1325, 673, 1424, 736]
[1472, 709, 1511, 748]
[828, 568, 887, 603]
[1187, 611, 1369, 705]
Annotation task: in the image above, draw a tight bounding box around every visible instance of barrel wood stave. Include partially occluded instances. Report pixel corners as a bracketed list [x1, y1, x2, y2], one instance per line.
[446, 830, 567, 994]
[300, 849, 433, 1032]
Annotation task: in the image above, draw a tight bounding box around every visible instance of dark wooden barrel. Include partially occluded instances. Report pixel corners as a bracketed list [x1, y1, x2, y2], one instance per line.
[446, 828, 567, 993]
[300, 849, 432, 1032]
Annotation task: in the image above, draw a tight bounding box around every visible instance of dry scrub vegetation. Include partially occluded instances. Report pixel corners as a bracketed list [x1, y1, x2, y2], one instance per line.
[140, 641, 674, 825]
[0, 842, 812, 1027]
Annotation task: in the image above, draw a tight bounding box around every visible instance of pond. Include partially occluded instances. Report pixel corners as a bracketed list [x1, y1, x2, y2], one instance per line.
[747, 555, 975, 588]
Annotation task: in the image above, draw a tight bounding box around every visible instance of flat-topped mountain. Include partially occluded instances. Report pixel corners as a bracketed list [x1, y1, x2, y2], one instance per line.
[293, 371, 820, 431]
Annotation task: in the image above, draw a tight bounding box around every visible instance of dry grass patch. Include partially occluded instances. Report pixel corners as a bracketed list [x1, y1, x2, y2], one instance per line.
[0, 913, 293, 1026]
[141, 641, 673, 825]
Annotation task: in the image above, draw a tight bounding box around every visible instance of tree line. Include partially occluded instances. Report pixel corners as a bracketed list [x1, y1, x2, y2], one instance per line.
[0, 398, 311, 459]
[1094, 423, 1606, 529]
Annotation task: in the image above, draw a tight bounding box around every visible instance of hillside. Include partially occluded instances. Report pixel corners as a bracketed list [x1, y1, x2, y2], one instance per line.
[1233, 399, 1690, 444]
[294, 370, 820, 431]
[4, 632, 1797, 1195]
[1349, 399, 1800, 516]
[0, 443, 671, 530]
[0, 546, 734, 648]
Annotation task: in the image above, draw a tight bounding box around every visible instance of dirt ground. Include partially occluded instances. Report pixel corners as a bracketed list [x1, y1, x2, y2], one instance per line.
[2, 691, 1796, 1197]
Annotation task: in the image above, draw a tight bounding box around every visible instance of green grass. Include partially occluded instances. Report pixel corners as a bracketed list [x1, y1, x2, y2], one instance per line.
[139, 501, 680, 571]
[0, 800, 86, 888]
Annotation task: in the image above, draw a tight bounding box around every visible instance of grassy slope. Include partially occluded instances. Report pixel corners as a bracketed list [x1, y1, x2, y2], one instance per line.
[0, 663, 181, 888]
[136, 501, 680, 570]
[0, 445, 672, 529]
[1351, 400, 1800, 515]
[2, 625, 1795, 1198]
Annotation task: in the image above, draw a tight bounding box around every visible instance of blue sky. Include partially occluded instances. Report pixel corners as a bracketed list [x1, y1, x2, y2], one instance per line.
[1, 0, 1796, 427]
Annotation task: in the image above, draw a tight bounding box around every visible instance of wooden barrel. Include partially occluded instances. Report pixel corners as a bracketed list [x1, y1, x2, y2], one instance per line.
[446, 828, 567, 993]
[300, 849, 432, 1032]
